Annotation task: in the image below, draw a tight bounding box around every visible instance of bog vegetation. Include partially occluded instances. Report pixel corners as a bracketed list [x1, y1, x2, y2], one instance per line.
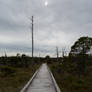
[0, 36, 92, 92]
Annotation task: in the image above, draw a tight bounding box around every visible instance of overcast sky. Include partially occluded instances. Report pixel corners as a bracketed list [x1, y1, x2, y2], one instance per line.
[0, 0, 92, 57]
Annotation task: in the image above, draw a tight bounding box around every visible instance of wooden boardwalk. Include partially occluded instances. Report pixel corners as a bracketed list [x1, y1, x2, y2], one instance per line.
[20, 64, 61, 92]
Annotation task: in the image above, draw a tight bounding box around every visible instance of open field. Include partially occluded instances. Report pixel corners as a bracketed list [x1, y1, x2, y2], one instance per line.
[0, 64, 40, 92]
[0, 55, 92, 92]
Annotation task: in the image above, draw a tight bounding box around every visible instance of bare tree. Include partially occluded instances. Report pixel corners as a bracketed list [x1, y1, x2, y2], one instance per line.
[62, 47, 67, 57]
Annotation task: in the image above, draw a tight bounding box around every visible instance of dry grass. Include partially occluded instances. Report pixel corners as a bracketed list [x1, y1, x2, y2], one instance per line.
[0, 64, 40, 92]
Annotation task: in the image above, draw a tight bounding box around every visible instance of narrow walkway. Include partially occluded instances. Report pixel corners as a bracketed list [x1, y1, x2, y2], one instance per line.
[26, 64, 56, 92]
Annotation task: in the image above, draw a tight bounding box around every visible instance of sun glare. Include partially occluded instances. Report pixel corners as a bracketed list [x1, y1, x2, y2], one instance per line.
[44, 1, 48, 6]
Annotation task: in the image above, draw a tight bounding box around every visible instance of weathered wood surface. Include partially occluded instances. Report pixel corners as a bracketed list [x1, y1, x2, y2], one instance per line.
[20, 64, 61, 92]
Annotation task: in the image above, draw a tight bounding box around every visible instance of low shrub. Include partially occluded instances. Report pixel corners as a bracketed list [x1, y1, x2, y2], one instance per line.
[0, 66, 16, 76]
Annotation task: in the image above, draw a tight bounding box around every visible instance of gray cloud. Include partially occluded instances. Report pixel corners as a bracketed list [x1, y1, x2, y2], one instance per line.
[0, 0, 92, 57]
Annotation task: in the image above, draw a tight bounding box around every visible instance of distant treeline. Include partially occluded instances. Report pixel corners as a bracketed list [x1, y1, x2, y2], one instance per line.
[0, 54, 62, 67]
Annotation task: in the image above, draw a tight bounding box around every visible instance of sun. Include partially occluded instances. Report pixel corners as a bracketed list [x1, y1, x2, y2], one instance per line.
[44, 1, 48, 6]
